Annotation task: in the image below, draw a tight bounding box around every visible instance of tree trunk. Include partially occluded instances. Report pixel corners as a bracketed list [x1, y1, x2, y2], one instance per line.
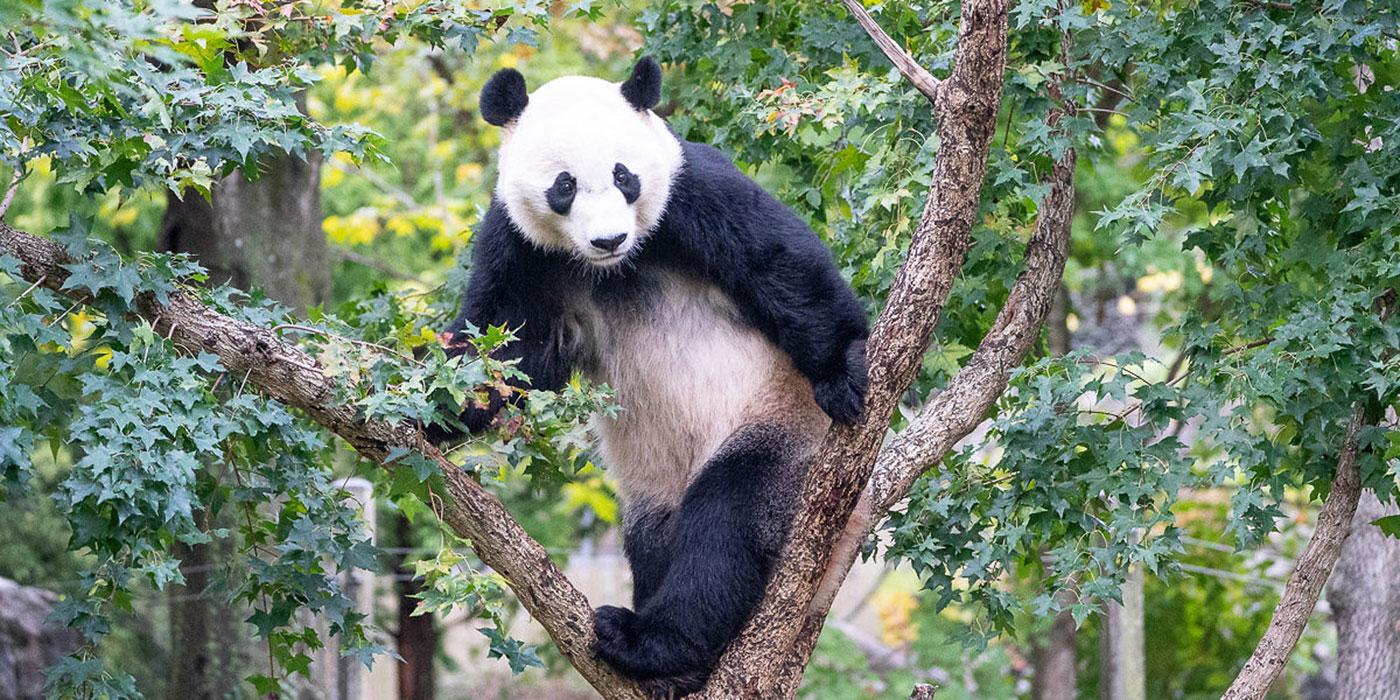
[162, 144, 326, 698]
[167, 536, 213, 699]
[393, 515, 437, 700]
[158, 151, 326, 311]
[1031, 607, 1078, 700]
[1222, 406, 1367, 700]
[0, 578, 80, 700]
[1328, 490, 1400, 700]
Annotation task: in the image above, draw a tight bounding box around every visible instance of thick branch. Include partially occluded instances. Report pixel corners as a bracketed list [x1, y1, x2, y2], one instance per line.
[773, 142, 1077, 694]
[839, 0, 943, 104]
[870, 146, 1075, 513]
[0, 222, 646, 700]
[699, 1, 1012, 695]
[1221, 405, 1367, 700]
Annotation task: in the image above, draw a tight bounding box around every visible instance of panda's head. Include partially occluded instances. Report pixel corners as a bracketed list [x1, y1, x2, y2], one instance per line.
[480, 57, 683, 268]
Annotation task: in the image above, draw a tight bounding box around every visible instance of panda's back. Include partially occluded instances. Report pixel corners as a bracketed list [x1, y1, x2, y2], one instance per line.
[574, 264, 827, 508]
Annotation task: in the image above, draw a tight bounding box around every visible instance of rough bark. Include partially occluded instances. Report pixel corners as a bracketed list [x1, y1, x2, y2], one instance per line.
[1328, 490, 1400, 700]
[698, 2, 1013, 695]
[1221, 406, 1367, 700]
[0, 222, 648, 700]
[767, 137, 1078, 698]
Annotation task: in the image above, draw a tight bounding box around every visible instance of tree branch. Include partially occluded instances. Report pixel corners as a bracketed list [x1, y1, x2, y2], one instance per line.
[769, 137, 1076, 696]
[1221, 404, 1367, 700]
[869, 145, 1075, 513]
[0, 222, 647, 700]
[726, 6, 1080, 691]
[698, 1, 1012, 695]
[839, 0, 943, 104]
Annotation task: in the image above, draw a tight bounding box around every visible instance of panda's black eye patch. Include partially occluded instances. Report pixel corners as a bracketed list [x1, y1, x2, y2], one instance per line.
[613, 163, 640, 204]
[546, 171, 576, 215]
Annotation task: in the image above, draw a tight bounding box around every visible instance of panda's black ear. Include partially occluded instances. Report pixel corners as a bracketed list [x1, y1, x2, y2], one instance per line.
[480, 68, 529, 126]
[620, 56, 662, 112]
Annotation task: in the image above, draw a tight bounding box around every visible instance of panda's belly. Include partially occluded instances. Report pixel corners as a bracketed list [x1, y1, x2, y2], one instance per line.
[579, 269, 820, 507]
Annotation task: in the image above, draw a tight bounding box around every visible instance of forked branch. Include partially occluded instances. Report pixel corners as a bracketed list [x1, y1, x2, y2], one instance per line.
[699, 0, 1013, 695]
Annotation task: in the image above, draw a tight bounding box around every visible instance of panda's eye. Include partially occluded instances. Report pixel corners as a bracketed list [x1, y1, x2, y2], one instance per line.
[613, 163, 640, 204]
[546, 172, 576, 215]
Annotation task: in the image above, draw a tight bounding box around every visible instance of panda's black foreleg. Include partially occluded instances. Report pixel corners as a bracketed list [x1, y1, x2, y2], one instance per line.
[594, 439, 786, 691]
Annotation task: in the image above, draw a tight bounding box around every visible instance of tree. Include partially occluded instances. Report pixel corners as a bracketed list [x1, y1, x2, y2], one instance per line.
[2, 0, 1398, 698]
[1329, 491, 1400, 699]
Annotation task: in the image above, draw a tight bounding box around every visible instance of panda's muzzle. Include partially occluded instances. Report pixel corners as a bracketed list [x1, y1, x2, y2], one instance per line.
[590, 233, 628, 253]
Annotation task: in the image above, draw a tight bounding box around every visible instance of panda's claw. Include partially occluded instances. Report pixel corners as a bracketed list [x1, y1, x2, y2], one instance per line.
[812, 339, 869, 425]
[813, 367, 868, 425]
[593, 605, 637, 657]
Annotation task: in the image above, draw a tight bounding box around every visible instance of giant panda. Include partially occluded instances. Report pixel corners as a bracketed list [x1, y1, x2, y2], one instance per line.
[441, 57, 871, 695]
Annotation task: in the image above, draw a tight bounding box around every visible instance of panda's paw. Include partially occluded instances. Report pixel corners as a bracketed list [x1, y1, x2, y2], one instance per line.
[813, 338, 868, 425]
[814, 360, 868, 426]
[642, 672, 707, 699]
[593, 606, 706, 683]
[593, 605, 641, 667]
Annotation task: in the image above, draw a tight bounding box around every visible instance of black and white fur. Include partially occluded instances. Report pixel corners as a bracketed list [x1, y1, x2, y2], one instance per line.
[442, 58, 871, 695]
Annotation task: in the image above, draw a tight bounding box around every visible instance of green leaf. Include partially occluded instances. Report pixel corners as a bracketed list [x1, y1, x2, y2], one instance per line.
[1373, 515, 1400, 540]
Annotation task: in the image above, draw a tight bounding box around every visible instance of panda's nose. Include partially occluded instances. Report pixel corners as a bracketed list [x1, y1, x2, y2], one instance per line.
[590, 233, 628, 253]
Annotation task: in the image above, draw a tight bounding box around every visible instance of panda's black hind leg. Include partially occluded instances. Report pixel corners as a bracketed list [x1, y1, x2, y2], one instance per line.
[593, 428, 800, 692]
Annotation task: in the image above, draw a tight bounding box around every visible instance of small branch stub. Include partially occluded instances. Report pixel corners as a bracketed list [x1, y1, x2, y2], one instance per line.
[840, 0, 943, 104]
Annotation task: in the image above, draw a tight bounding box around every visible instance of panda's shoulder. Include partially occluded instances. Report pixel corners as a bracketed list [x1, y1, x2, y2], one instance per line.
[662, 141, 808, 244]
[674, 140, 752, 191]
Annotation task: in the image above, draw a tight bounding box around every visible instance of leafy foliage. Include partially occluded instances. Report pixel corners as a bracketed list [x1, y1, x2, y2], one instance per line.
[0, 0, 554, 195]
[1, 0, 1399, 697]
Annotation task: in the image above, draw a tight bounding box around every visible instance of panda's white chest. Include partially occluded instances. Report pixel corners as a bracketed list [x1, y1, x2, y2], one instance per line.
[571, 269, 797, 507]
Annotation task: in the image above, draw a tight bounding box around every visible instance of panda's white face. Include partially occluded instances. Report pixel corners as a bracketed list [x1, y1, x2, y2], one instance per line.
[495, 76, 683, 267]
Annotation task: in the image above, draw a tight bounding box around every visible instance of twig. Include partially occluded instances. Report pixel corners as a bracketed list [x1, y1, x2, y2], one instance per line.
[1224, 336, 1275, 355]
[0, 168, 22, 221]
[329, 245, 425, 282]
[6, 274, 44, 307]
[1221, 405, 1367, 700]
[1177, 563, 1285, 590]
[839, 0, 943, 104]
[272, 322, 425, 366]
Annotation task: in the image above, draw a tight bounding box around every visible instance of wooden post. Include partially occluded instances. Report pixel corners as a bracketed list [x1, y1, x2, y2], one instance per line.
[1100, 563, 1145, 700]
